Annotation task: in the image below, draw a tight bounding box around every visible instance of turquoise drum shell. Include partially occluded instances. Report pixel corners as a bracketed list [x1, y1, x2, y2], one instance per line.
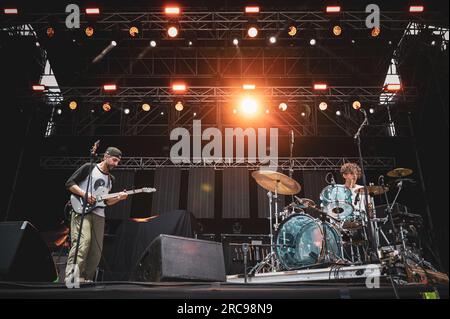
[275, 213, 342, 270]
[320, 185, 354, 220]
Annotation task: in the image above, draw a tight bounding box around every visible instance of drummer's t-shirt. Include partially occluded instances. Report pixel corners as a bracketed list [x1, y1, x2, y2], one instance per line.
[347, 184, 366, 213]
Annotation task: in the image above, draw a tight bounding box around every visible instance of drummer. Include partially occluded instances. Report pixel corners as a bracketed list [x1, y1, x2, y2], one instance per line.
[340, 162, 366, 213]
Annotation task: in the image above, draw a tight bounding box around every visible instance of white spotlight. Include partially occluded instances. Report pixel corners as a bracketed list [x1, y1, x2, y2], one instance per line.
[310, 39, 316, 46]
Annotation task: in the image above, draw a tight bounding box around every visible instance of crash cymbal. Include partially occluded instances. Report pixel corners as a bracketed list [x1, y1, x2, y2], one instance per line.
[252, 170, 301, 195]
[387, 168, 413, 178]
[356, 185, 389, 196]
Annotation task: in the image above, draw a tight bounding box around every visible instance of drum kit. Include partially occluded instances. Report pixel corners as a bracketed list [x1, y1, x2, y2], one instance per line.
[249, 167, 417, 274]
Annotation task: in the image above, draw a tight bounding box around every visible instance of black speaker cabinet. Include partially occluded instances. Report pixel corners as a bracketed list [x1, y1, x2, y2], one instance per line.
[0, 221, 57, 282]
[133, 234, 226, 282]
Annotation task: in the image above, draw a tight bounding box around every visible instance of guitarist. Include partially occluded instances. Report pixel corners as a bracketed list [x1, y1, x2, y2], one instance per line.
[64, 147, 128, 282]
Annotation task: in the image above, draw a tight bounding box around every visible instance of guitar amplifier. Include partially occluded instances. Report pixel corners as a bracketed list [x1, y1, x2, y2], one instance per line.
[221, 234, 271, 275]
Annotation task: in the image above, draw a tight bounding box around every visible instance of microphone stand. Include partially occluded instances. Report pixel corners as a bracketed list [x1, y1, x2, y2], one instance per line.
[354, 114, 379, 263]
[69, 141, 99, 285]
[289, 130, 295, 203]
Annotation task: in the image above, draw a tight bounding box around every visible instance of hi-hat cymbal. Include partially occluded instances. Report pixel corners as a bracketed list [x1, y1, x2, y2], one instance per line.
[387, 168, 413, 178]
[252, 170, 301, 195]
[356, 185, 389, 196]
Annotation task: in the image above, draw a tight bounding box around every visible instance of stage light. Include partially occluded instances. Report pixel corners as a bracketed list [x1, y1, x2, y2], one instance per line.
[233, 38, 239, 46]
[351, 39, 356, 44]
[241, 97, 258, 114]
[269, 36, 277, 44]
[319, 101, 328, 111]
[369, 108, 375, 114]
[175, 101, 184, 112]
[103, 84, 117, 91]
[56, 108, 62, 115]
[245, 6, 260, 13]
[85, 8, 100, 15]
[431, 40, 436, 46]
[172, 83, 187, 92]
[35, 42, 40, 47]
[314, 83, 327, 90]
[278, 102, 288, 111]
[111, 40, 117, 46]
[301, 112, 306, 117]
[310, 39, 316, 46]
[326, 6, 341, 13]
[265, 109, 270, 114]
[332, 25, 342, 36]
[69, 101, 78, 110]
[233, 109, 237, 114]
[409, 5, 424, 13]
[371, 27, 381, 37]
[193, 112, 197, 117]
[85, 26, 94, 37]
[32, 85, 45, 91]
[188, 41, 193, 46]
[102, 102, 111, 112]
[336, 110, 342, 116]
[150, 40, 157, 47]
[161, 111, 165, 116]
[288, 26, 297, 37]
[385, 83, 401, 91]
[4, 8, 18, 14]
[142, 103, 151, 112]
[352, 100, 361, 110]
[165, 6, 180, 15]
[129, 26, 139, 37]
[167, 26, 179, 38]
[243, 84, 256, 90]
[247, 26, 258, 38]
[124, 108, 130, 115]
[46, 27, 55, 38]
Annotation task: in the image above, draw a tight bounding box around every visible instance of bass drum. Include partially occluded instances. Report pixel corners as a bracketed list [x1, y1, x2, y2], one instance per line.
[275, 213, 342, 270]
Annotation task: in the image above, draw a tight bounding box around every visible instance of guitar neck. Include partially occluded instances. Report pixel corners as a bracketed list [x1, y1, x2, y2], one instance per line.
[98, 189, 143, 201]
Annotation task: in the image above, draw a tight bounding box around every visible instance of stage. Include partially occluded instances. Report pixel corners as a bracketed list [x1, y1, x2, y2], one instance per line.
[0, 280, 447, 299]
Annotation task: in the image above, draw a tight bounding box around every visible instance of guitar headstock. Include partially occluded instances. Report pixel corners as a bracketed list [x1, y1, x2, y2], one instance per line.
[90, 140, 100, 156]
[142, 187, 156, 193]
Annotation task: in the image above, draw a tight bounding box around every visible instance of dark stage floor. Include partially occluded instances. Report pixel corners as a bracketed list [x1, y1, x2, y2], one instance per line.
[0, 281, 448, 299]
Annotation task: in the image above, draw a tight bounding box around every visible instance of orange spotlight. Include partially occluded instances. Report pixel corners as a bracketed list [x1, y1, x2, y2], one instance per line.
[167, 25, 179, 38]
[245, 6, 260, 13]
[172, 83, 187, 92]
[385, 84, 401, 92]
[352, 100, 361, 110]
[371, 27, 381, 37]
[32, 85, 45, 91]
[332, 25, 342, 36]
[103, 84, 117, 91]
[247, 26, 258, 38]
[165, 6, 180, 15]
[85, 26, 94, 37]
[85, 8, 100, 15]
[243, 84, 256, 90]
[4, 8, 18, 14]
[278, 102, 288, 111]
[102, 102, 111, 112]
[409, 5, 424, 13]
[142, 103, 151, 111]
[313, 83, 327, 90]
[319, 102, 328, 111]
[69, 101, 78, 110]
[326, 6, 341, 13]
[241, 97, 258, 114]
[129, 26, 139, 37]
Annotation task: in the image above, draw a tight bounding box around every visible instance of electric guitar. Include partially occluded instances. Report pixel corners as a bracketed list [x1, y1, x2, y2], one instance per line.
[70, 187, 156, 214]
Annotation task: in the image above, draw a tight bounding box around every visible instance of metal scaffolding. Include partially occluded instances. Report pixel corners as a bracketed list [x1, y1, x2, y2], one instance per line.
[40, 156, 395, 170]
